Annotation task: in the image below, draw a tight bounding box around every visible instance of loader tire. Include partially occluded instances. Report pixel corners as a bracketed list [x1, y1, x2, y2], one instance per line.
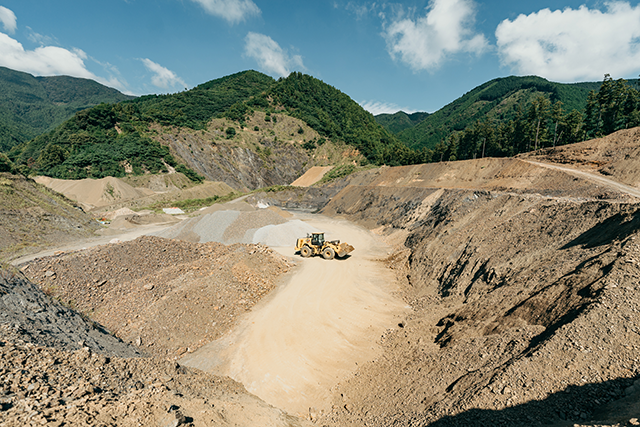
[322, 247, 335, 260]
[301, 246, 312, 258]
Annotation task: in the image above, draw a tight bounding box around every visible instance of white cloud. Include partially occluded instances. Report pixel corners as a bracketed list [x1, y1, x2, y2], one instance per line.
[359, 100, 415, 115]
[141, 58, 187, 90]
[190, 0, 260, 24]
[382, 0, 489, 71]
[0, 6, 16, 34]
[343, 2, 379, 20]
[496, 2, 640, 81]
[0, 31, 127, 92]
[244, 32, 304, 77]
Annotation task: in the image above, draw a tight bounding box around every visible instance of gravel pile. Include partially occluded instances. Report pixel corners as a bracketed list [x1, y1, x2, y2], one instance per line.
[21, 236, 295, 359]
[152, 205, 318, 248]
[0, 266, 139, 358]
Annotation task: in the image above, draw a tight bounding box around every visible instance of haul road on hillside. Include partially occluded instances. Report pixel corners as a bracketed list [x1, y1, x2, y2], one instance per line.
[295, 232, 355, 260]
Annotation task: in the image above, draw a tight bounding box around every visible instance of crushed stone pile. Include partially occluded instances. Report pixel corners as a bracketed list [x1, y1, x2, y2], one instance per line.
[0, 266, 139, 358]
[21, 236, 296, 359]
[152, 204, 319, 247]
[0, 331, 308, 427]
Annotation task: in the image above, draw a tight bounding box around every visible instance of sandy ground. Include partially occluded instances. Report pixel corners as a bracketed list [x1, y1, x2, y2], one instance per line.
[181, 213, 408, 417]
[290, 166, 334, 187]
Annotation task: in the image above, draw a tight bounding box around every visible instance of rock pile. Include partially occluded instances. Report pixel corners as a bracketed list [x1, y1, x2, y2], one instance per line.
[20, 236, 296, 359]
[0, 330, 306, 427]
[0, 266, 138, 357]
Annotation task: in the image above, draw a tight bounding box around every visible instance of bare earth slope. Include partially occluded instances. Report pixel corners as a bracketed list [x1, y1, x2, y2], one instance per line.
[521, 127, 640, 189]
[307, 134, 640, 426]
[0, 173, 100, 261]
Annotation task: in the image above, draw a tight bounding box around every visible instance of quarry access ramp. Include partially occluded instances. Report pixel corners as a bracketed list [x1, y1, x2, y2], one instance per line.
[181, 213, 408, 416]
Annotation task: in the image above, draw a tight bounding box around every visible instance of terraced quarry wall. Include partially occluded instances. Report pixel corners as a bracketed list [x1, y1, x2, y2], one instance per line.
[314, 157, 640, 425]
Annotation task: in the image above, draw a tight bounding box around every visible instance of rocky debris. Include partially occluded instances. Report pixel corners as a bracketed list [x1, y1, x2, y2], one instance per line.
[0, 266, 139, 358]
[20, 236, 295, 358]
[0, 332, 310, 427]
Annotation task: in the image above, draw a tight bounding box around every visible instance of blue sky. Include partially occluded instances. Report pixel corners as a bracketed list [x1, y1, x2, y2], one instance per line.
[1, 1, 640, 114]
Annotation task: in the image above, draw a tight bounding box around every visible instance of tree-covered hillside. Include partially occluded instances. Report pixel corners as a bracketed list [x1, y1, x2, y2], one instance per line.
[266, 72, 413, 165]
[8, 70, 276, 181]
[9, 69, 640, 182]
[374, 111, 429, 134]
[9, 70, 415, 180]
[423, 74, 640, 163]
[0, 67, 134, 152]
[396, 76, 602, 150]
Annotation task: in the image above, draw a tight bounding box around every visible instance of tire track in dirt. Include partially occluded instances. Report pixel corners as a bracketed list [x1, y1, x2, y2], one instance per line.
[181, 214, 408, 416]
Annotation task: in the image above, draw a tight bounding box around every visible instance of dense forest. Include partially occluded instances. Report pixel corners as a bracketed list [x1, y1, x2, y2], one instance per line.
[418, 74, 640, 163]
[389, 76, 603, 151]
[0, 67, 133, 152]
[5, 69, 640, 181]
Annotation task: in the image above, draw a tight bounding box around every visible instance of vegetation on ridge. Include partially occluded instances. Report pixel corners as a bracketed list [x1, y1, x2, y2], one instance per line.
[420, 74, 640, 162]
[0, 66, 134, 152]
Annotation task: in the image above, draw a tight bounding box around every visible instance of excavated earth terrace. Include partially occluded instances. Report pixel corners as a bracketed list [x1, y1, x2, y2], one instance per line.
[3, 128, 640, 426]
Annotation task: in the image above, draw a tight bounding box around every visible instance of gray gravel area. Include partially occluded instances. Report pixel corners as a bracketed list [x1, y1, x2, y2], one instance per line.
[0, 266, 140, 358]
[252, 220, 321, 247]
[151, 206, 318, 248]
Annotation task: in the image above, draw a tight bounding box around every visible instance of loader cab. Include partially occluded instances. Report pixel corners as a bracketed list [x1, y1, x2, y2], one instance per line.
[310, 232, 325, 247]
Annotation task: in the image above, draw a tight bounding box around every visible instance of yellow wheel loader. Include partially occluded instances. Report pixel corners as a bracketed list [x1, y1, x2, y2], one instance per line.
[295, 232, 354, 260]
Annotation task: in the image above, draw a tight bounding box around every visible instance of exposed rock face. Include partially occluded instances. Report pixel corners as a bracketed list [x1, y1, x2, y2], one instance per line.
[163, 135, 309, 191]
[150, 113, 363, 191]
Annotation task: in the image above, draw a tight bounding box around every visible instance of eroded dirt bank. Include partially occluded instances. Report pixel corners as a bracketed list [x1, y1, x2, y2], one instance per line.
[182, 215, 407, 417]
[310, 164, 640, 425]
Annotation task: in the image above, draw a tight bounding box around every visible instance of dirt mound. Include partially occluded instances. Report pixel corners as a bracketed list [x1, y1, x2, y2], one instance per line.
[290, 166, 333, 187]
[521, 127, 640, 189]
[20, 236, 295, 359]
[0, 173, 100, 261]
[35, 176, 153, 211]
[35, 174, 236, 214]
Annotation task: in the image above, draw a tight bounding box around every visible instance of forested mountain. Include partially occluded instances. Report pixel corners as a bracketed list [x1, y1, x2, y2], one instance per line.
[9, 70, 411, 180]
[393, 76, 603, 150]
[0, 67, 134, 152]
[420, 74, 640, 163]
[7, 69, 640, 181]
[374, 111, 429, 134]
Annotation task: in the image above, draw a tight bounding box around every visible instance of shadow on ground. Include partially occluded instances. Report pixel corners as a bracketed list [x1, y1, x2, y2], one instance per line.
[426, 376, 640, 426]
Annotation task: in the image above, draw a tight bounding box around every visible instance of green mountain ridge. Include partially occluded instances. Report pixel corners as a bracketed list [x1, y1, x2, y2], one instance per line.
[0, 67, 134, 152]
[374, 111, 430, 134]
[385, 75, 605, 150]
[9, 70, 411, 182]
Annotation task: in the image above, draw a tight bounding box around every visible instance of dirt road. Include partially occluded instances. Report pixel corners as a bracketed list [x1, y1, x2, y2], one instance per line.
[181, 214, 408, 416]
[523, 159, 640, 198]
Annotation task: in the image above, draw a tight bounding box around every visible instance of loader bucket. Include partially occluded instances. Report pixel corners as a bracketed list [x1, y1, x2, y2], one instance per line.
[336, 242, 355, 258]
